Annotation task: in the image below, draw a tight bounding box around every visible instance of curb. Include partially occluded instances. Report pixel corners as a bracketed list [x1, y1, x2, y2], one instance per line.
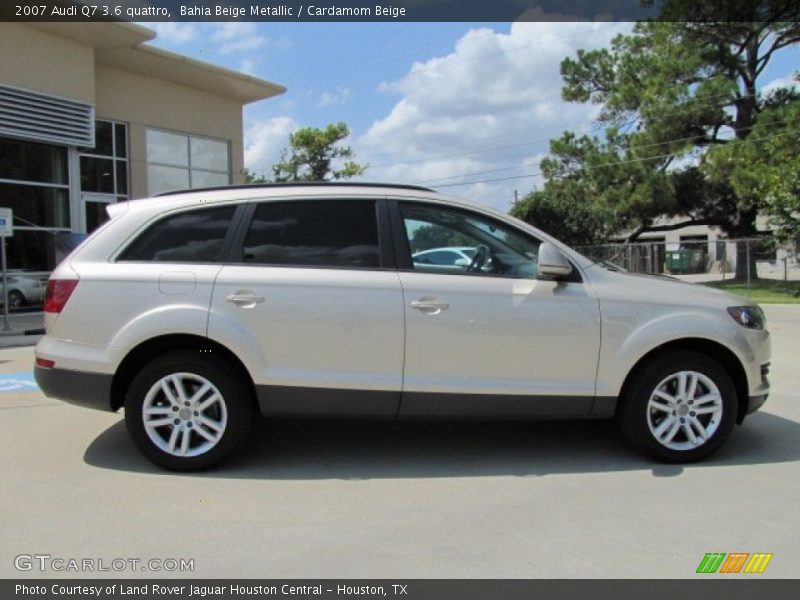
[0, 331, 43, 348]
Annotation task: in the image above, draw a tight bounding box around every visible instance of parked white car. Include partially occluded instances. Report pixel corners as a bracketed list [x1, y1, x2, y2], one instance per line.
[412, 246, 476, 270]
[1, 273, 46, 309]
[34, 183, 770, 470]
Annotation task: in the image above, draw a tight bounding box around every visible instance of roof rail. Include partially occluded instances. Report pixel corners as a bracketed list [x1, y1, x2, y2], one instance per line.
[154, 181, 435, 197]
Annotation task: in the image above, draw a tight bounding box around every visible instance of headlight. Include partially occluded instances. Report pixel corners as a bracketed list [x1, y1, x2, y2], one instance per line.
[727, 306, 766, 330]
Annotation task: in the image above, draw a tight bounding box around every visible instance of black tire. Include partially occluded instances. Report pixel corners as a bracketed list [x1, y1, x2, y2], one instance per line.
[617, 350, 738, 462]
[124, 350, 255, 471]
[8, 290, 25, 310]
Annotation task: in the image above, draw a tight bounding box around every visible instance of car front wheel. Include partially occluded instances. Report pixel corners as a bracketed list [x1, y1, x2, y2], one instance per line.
[617, 350, 738, 462]
[124, 351, 254, 471]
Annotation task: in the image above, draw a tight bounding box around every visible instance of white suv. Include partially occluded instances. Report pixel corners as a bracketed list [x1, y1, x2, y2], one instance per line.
[34, 183, 771, 470]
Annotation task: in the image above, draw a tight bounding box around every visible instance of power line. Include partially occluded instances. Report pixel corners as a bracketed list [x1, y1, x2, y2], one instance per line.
[416, 117, 782, 185]
[366, 120, 601, 167]
[371, 123, 604, 169]
[427, 129, 796, 189]
[368, 89, 759, 170]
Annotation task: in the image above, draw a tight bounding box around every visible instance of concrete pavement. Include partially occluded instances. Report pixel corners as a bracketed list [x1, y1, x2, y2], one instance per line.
[1, 306, 798, 578]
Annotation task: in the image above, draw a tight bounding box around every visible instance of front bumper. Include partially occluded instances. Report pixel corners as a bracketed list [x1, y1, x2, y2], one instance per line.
[746, 393, 769, 416]
[34, 366, 114, 412]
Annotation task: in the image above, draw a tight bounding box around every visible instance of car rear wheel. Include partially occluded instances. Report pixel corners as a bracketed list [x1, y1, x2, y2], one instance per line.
[124, 351, 254, 471]
[617, 351, 738, 462]
[8, 290, 24, 310]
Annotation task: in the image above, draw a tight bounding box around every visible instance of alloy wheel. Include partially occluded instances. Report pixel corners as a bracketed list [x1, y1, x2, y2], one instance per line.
[646, 370, 723, 451]
[142, 373, 228, 458]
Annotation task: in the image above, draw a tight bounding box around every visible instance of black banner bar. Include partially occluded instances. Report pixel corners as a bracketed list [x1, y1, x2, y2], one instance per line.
[4, 580, 800, 600]
[3, 0, 800, 23]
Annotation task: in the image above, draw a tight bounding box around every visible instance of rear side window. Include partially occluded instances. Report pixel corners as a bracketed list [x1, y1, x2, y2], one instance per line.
[241, 200, 380, 268]
[119, 205, 236, 262]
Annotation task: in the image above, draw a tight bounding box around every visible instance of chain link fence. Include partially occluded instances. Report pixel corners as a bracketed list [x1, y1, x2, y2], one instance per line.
[575, 237, 800, 288]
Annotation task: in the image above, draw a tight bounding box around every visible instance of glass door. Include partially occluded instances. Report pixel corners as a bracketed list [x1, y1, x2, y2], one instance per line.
[77, 120, 128, 233]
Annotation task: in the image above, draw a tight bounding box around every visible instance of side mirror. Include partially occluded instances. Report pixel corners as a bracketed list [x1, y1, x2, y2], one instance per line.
[537, 242, 573, 280]
[454, 258, 470, 267]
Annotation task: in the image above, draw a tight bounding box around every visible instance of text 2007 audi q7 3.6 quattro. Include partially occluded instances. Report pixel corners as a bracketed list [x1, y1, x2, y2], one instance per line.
[34, 183, 770, 470]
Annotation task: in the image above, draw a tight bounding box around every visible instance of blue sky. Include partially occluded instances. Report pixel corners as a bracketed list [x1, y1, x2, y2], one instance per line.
[144, 22, 800, 211]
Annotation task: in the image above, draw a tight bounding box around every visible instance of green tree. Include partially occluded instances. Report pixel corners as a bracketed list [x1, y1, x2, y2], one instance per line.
[242, 167, 268, 184]
[273, 122, 366, 182]
[510, 138, 619, 247]
[511, 188, 613, 249]
[242, 122, 367, 183]
[706, 83, 800, 243]
[529, 2, 800, 278]
[511, 130, 674, 246]
[408, 224, 475, 253]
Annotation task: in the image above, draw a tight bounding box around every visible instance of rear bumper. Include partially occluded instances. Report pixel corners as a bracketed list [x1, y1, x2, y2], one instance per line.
[34, 366, 114, 412]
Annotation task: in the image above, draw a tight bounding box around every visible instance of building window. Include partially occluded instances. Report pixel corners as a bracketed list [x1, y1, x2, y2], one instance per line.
[146, 129, 230, 196]
[0, 138, 68, 185]
[78, 120, 129, 232]
[0, 137, 70, 275]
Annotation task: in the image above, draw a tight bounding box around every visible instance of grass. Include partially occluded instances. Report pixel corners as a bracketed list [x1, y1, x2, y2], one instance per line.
[704, 278, 800, 304]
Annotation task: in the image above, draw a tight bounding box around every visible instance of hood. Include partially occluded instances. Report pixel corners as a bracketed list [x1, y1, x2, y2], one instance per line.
[586, 266, 756, 309]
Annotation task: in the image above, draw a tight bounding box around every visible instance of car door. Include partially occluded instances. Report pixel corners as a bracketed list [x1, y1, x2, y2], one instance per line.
[392, 200, 602, 418]
[208, 197, 404, 417]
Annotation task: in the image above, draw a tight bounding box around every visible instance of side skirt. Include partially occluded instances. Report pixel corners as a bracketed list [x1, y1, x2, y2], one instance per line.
[255, 385, 617, 419]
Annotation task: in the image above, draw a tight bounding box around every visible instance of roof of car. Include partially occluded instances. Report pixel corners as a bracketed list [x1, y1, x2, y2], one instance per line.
[106, 182, 444, 220]
[154, 182, 434, 197]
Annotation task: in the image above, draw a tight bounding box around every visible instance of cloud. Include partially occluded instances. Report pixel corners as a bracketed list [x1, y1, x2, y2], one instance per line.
[219, 37, 268, 55]
[212, 23, 267, 55]
[271, 37, 295, 51]
[244, 116, 299, 177]
[356, 22, 628, 210]
[239, 58, 258, 75]
[762, 73, 800, 96]
[144, 22, 197, 45]
[316, 86, 354, 108]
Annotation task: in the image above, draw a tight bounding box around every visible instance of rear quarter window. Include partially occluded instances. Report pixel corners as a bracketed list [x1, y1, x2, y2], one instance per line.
[118, 205, 236, 262]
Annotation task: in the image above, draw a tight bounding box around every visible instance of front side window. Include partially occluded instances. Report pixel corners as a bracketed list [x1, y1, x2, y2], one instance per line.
[401, 202, 540, 278]
[241, 200, 380, 269]
[119, 205, 236, 263]
[146, 129, 230, 196]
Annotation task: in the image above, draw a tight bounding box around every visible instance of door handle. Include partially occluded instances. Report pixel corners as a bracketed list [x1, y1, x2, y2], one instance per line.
[410, 299, 449, 314]
[226, 291, 265, 307]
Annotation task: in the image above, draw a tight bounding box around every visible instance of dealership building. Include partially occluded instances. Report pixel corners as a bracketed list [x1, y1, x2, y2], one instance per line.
[0, 21, 285, 278]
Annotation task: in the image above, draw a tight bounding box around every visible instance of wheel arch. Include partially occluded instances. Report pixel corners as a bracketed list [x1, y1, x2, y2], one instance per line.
[8, 288, 25, 302]
[110, 334, 256, 412]
[616, 338, 749, 424]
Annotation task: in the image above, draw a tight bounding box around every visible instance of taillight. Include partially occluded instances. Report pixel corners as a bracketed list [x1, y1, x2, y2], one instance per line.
[44, 279, 78, 314]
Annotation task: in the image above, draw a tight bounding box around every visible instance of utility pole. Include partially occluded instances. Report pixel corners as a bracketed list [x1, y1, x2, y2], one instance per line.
[0, 208, 12, 332]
